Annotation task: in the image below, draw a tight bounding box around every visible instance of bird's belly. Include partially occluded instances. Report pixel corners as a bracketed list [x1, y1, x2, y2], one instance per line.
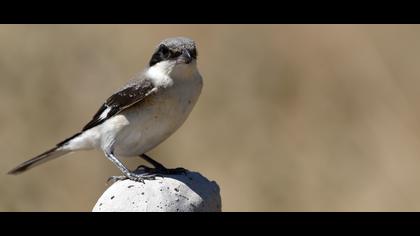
[111, 84, 201, 157]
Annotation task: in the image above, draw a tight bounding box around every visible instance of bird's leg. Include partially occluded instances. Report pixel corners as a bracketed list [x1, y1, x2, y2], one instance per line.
[104, 151, 157, 183]
[139, 154, 167, 170]
[135, 153, 187, 175]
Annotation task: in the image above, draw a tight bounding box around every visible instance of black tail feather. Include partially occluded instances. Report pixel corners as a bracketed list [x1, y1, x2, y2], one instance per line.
[8, 147, 67, 175]
[7, 133, 80, 175]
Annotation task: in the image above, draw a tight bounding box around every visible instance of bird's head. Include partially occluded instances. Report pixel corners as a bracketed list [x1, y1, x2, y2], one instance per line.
[148, 37, 198, 78]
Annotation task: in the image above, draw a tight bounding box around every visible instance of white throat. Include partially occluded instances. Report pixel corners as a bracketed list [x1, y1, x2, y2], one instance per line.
[145, 61, 176, 88]
[145, 60, 198, 88]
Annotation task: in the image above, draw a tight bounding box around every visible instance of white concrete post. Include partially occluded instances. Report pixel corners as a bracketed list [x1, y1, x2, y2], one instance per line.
[93, 171, 222, 212]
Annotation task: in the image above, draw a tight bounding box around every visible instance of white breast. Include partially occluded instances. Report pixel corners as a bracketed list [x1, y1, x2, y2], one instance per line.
[110, 63, 202, 157]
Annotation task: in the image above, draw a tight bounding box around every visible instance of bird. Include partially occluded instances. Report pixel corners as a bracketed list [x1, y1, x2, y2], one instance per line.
[8, 36, 203, 183]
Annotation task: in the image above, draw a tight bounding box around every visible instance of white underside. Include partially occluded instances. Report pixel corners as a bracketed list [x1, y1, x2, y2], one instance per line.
[64, 61, 203, 157]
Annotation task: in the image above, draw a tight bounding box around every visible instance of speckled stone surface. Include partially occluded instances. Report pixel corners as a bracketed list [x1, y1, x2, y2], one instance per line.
[93, 171, 221, 212]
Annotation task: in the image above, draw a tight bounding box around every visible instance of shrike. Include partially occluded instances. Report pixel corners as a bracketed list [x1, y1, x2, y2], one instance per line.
[8, 37, 203, 182]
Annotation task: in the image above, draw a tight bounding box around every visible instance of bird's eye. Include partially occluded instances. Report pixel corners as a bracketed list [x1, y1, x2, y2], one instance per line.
[159, 45, 170, 58]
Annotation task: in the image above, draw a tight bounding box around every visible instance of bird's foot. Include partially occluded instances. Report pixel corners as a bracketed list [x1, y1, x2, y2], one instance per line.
[107, 172, 158, 184]
[135, 165, 188, 176]
[107, 175, 128, 183]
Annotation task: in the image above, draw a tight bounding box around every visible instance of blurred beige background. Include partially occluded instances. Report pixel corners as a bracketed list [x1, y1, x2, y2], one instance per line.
[2, 24, 420, 211]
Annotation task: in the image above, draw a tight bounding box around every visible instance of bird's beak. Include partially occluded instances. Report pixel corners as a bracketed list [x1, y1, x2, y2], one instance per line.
[178, 49, 193, 64]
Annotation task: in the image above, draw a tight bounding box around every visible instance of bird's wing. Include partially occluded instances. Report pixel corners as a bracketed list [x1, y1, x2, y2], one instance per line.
[81, 78, 156, 131]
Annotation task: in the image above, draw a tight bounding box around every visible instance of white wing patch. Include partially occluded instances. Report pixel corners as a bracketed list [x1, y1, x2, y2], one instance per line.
[99, 106, 112, 120]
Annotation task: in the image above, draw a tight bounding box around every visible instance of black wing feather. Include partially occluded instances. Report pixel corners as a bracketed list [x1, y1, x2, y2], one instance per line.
[82, 80, 155, 131]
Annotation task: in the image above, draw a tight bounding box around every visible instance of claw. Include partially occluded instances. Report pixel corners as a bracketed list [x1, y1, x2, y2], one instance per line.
[107, 166, 188, 184]
[107, 175, 128, 184]
[107, 172, 157, 184]
[127, 172, 157, 182]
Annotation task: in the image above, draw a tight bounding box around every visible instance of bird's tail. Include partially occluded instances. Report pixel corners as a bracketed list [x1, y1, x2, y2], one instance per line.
[7, 132, 82, 175]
